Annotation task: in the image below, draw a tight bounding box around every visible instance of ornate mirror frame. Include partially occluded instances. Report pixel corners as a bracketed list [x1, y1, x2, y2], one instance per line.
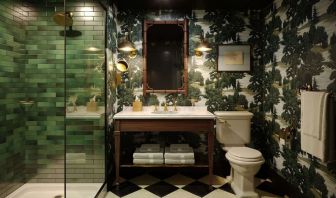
[143, 19, 188, 95]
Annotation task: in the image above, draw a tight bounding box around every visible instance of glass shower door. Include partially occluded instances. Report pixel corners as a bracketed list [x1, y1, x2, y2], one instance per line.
[64, 0, 106, 197]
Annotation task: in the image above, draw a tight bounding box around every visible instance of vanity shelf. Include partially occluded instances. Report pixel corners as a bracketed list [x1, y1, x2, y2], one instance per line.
[120, 153, 209, 168]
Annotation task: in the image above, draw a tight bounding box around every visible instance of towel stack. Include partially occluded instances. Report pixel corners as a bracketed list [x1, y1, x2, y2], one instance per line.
[164, 144, 195, 165]
[133, 144, 164, 164]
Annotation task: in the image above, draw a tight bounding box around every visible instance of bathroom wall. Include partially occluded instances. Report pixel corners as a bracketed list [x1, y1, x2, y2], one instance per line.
[112, 9, 276, 164]
[0, 1, 27, 196]
[108, 0, 336, 196]
[265, 0, 336, 196]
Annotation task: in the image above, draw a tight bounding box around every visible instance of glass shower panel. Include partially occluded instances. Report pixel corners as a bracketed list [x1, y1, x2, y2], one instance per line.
[65, 0, 106, 197]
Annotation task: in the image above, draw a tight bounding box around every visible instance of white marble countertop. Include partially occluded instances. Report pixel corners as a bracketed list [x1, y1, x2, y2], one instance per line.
[113, 106, 215, 119]
[66, 106, 104, 119]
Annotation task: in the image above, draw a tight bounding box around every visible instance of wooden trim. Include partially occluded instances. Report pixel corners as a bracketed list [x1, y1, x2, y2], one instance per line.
[143, 19, 188, 95]
[117, 119, 214, 132]
[143, 21, 148, 95]
[184, 19, 188, 96]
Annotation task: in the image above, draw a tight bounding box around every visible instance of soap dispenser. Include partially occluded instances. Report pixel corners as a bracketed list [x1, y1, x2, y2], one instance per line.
[132, 96, 143, 111]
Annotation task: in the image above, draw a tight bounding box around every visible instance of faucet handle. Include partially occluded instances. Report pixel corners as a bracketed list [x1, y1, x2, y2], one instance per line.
[174, 101, 178, 111]
[154, 104, 158, 112]
[163, 102, 168, 112]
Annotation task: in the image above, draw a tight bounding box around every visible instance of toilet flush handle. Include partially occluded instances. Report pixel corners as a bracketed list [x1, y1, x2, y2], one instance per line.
[218, 119, 227, 124]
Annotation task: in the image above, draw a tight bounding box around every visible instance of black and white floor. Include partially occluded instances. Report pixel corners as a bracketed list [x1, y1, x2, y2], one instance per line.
[106, 168, 287, 198]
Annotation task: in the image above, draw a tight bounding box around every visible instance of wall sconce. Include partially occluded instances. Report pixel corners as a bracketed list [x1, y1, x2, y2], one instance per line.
[195, 34, 212, 52]
[116, 59, 129, 72]
[128, 50, 137, 59]
[194, 50, 203, 58]
[118, 32, 136, 52]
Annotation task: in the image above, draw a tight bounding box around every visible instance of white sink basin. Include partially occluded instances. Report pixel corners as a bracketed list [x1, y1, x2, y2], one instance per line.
[152, 111, 178, 114]
[113, 106, 215, 119]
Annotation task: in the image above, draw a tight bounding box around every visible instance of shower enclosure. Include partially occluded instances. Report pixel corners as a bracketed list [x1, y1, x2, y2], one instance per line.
[0, 0, 107, 197]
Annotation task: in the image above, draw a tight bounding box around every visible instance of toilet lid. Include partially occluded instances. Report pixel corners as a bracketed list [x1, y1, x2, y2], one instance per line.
[227, 147, 263, 161]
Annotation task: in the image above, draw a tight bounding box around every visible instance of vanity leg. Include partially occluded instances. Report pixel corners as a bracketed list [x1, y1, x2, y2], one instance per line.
[208, 129, 214, 189]
[114, 131, 121, 185]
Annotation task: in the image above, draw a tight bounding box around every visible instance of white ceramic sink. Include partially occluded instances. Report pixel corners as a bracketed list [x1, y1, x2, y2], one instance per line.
[151, 110, 178, 114]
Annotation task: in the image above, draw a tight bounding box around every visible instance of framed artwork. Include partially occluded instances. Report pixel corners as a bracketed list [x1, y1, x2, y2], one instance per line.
[217, 44, 251, 72]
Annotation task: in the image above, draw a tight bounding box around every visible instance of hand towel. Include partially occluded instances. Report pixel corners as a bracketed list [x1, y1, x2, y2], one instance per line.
[164, 147, 194, 159]
[133, 148, 164, 159]
[301, 91, 329, 161]
[301, 91, 327, 139]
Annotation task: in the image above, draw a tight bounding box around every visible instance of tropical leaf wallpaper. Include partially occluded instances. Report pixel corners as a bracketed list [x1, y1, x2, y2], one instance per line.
[107, 0, 336, 196]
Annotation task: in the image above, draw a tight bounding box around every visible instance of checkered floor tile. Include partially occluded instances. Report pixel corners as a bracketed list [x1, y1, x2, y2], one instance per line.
[106, 169, 284, 198]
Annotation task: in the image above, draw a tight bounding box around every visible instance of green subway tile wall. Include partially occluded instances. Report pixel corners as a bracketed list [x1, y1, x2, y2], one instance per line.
[0, 1, 27, 197]
[65, 118, 105, 183]
[24, 2, 65, 184]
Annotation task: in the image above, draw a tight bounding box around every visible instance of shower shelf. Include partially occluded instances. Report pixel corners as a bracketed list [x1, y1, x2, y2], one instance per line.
[66, 106, 104, 119]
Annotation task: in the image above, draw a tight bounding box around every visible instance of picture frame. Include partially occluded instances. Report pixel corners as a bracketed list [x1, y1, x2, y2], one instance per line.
[217, 44, 251, 72]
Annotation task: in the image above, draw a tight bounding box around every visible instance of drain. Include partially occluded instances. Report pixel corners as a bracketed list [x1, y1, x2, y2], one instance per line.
[54, 195, 64, 198]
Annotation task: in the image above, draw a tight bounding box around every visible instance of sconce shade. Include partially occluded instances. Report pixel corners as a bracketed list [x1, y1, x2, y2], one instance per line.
[195, 34, 212, 52]
[118, 33, 136, 52]
[195, 40, 212, 52]
[116, 60, 129, 72]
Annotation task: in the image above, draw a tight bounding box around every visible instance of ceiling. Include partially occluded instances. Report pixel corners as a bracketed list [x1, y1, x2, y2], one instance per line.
[113, 0, 272, 10]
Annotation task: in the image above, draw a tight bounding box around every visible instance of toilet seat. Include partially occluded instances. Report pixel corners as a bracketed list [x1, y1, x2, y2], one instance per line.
[226, 147, 264, 163]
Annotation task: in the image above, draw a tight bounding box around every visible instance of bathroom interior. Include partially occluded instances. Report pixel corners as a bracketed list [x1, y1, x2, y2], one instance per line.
[1, 0, 336, 197]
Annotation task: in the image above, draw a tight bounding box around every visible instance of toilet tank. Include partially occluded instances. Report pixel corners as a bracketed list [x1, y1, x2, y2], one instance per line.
[214, 111, 253, 146]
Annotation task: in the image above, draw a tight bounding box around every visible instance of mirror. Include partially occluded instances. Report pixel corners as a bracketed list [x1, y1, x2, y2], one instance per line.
[143, 20, 188, 95]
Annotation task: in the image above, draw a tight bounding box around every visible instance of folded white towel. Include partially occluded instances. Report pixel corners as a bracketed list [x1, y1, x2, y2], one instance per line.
[164, 147, 194, 159]
[133, 158, 164, 165]
[141, 144, 160, 148]
[139, 144, 161, 152]
[301, 91, 329, 161]
[169, 144, 193, 153]
[133, 148, 164, 159]
[165, 158, 195, 165]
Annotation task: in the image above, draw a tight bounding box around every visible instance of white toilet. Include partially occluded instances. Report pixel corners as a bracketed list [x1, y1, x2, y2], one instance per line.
[214, 111, 264, 198]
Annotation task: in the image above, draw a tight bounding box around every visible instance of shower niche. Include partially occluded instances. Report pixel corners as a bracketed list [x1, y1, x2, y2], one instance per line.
[143, 20, 188, 95]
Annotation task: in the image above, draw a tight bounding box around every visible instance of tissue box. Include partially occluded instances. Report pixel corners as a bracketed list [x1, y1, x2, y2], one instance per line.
[132, 101, 142, 111]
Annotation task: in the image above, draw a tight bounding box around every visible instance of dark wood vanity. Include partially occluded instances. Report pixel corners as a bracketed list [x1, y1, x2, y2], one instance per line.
[113, 107, 215, 187]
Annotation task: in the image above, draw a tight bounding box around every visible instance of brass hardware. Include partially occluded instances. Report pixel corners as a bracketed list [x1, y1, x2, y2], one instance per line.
[163, 103, 168, 112]
[118, 32, 136, 52]
[173, 101, 178, 111]
[154, 104, 158, 112]
[116, 59, 129, 72]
